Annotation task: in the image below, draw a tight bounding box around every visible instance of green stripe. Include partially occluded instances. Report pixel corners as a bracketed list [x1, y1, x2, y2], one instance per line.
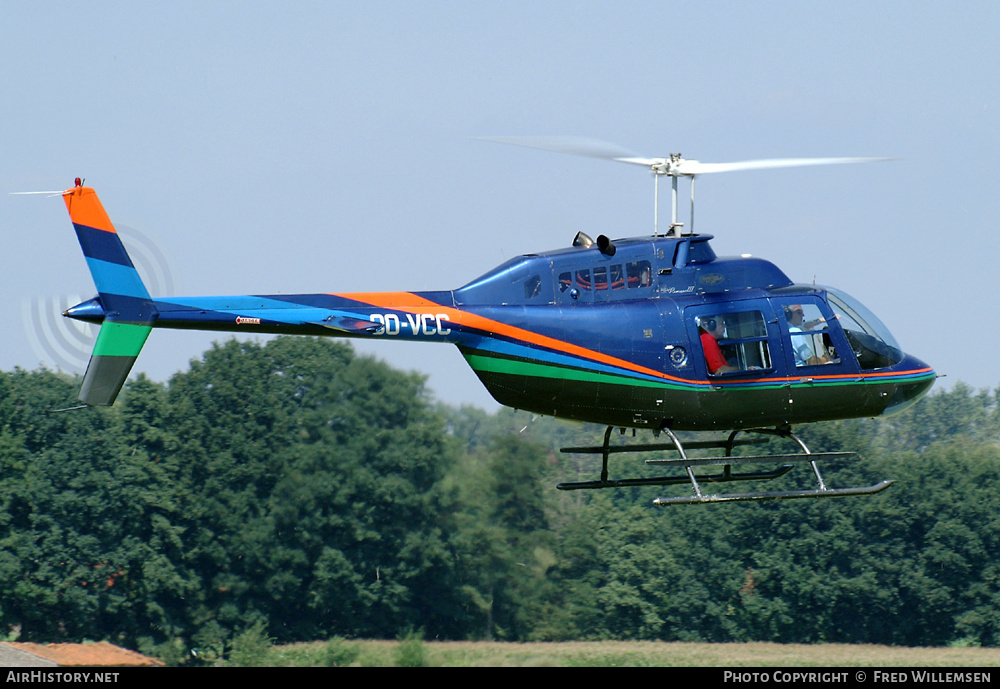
[463, 353, 674, 389]
[463, 352, 927, 392]
[92, 321, 152, 357]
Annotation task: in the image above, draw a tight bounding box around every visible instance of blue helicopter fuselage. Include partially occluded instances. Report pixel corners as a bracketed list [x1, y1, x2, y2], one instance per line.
[70, 229, 933, 429]
[60, 183, 934, 425]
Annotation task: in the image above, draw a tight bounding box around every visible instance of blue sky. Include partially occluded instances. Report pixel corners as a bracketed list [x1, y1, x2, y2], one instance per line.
[2, 1, 998, 410]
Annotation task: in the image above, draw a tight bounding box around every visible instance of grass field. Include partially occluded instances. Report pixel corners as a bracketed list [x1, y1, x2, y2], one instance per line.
[262, 640, 1000, 667]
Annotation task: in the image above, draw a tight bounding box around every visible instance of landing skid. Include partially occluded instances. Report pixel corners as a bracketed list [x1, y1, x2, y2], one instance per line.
[557, 426, 894, 505]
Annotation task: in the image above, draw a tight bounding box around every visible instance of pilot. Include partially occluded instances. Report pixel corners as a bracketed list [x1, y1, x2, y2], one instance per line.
[785, 304, 830, 366]
[785, 304, 827, 331]
[699, 316, 737, 375]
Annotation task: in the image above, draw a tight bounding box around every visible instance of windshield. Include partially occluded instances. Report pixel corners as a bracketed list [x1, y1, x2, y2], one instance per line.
[826, 288, 903, 369]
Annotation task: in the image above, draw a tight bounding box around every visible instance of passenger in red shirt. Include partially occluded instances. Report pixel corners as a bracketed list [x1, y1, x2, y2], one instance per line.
[699, 316, 737, 375]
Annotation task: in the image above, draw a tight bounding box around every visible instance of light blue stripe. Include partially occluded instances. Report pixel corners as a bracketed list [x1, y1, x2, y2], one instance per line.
[165, 295, 309, 310]
[85, 257, 151, 299]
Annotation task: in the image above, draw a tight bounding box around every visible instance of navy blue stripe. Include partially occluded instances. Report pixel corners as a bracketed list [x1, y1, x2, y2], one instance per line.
[95, 293, 157, 322]
[73, 223, 134, 267]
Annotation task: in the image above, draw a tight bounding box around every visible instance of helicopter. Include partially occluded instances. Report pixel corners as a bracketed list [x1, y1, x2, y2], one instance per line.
[48, 139, 935, 505]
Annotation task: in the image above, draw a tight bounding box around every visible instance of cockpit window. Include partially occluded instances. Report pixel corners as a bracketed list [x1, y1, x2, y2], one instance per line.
[781, 302, 839, 368]
[827, 288, 903, 369]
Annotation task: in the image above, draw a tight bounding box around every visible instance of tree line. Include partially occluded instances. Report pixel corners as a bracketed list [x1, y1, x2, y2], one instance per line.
[0, 336, 997, 663]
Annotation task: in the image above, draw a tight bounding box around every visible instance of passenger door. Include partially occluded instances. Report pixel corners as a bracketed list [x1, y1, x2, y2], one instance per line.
[684, 300, 791, 427]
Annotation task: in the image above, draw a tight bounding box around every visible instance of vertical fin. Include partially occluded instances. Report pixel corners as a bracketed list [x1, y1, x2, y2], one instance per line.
[64, 182, 157, 405]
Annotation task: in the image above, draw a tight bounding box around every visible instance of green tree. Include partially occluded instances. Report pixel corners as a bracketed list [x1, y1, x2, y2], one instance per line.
[164, 337, 465, 642]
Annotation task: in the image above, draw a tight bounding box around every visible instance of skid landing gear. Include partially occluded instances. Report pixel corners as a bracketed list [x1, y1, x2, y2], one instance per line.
[557, 426, 893, 506]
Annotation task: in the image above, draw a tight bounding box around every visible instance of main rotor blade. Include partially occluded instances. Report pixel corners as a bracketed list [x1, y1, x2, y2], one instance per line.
[476, 136, 653, 165]
[676, 157, 895, 176]
[477, 138, 894, 177]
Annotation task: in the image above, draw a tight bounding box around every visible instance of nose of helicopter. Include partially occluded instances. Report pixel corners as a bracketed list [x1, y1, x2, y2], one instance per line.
[881, 353, 936, 416]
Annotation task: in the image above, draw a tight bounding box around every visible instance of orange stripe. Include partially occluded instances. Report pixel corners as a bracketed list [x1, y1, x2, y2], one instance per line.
[63, 186, 117, 234]
[336, 291, 680, 382]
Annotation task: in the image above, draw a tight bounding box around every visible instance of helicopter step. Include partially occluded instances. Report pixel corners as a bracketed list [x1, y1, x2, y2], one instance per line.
[556, 426, 894, 505]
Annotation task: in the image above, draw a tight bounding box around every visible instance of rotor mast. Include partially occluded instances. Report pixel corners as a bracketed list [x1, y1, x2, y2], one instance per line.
[654, 153, 696, 237]
[650, 153, 698, 237]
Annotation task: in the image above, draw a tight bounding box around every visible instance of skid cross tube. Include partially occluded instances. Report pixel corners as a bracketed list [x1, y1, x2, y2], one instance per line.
[555, 425, 894, 505]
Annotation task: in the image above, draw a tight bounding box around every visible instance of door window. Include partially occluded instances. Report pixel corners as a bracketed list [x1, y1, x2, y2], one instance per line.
[697, 310, 771, 375]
